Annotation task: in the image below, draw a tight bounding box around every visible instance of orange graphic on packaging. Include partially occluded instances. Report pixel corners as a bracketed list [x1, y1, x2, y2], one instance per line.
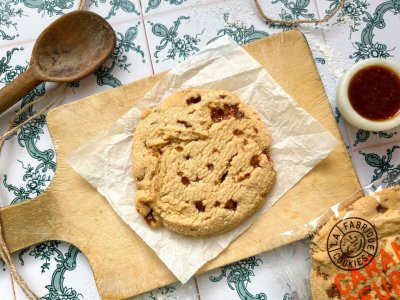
[333, 241, 400, 300]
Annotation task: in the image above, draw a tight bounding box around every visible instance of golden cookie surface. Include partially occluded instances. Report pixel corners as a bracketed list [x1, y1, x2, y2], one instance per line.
[132, 88, 275, 236]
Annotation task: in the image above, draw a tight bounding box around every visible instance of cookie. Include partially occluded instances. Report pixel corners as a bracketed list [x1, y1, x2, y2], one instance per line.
[310, 186, 400, 299]
[131, 88, 275, 237]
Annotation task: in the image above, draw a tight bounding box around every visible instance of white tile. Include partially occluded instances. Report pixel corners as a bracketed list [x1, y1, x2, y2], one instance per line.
[197, 240, 311, 300]
[0, 1, 78, 48]
[0, 45, 56, 207]
[0, 263, 15, 300]
[0, 121, 55, 207]
[13, 242, 100, 299]
[131, 277, 198, 300]
[197, 255, 286, 300]
[0, 42, 34, 128]
[351, 141, 400, 188]
[346, 124, 399, 151]
[269, 240, 312, 299]
[0, 41, 56, 207]
[254, 0, 320, 23]
[87, 0, 141, 22]
[144, 0, 279, 73]
[60, 246, 101, 300]
[141, 0, 216, 16]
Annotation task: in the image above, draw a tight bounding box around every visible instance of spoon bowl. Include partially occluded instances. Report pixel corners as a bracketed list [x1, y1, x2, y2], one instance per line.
[32, 11, 116, 82]
[0, 10, 116, 114]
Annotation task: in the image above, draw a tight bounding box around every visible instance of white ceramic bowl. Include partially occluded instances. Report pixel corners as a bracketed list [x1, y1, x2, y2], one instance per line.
[337, 58, 400, 131]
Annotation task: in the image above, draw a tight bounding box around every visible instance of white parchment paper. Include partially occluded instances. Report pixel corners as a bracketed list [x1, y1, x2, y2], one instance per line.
[68, 37, 338, 283]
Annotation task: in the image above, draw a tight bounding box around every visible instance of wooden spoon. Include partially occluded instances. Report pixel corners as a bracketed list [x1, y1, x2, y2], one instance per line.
[0, 10, 116, 114]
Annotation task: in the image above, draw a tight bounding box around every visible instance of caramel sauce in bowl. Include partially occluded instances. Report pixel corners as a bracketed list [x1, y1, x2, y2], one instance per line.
[337, 58, 400, 131]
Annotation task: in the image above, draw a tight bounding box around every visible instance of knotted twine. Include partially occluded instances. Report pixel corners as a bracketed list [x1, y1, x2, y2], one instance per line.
[0, 0, 345, 298]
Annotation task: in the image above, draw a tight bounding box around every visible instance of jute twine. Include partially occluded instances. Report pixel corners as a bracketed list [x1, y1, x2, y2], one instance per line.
[0, 0, 345, 298]
[0, 1, 86, 299]
[253, 0, 346, 25]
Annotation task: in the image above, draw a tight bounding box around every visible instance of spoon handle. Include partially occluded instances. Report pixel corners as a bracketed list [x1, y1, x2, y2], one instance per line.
[0, 67, 42, 115]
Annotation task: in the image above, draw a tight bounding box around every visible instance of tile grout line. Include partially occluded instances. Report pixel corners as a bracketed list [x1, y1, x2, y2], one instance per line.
[312, 0, 328, 46]
[311, 0, 357, 157]
[141, 0, 223, 19]
[351, 136, 400, 153]
[138, 0, 155, 75]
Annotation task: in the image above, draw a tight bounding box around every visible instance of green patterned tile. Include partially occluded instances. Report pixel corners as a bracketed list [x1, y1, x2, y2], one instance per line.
[131, 278, 198, 300]
[352, 143, 400, 187]
[12, 242, 100, 299]
[0, 0, 78, 46]
[144, 0, 278, 73]
[141, 0, 215, 15]
[88, 0, 141, 21]
[197, 240, 311, 300]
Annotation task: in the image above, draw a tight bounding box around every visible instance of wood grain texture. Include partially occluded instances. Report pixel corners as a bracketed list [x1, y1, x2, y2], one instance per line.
[0, 30, 362, 299]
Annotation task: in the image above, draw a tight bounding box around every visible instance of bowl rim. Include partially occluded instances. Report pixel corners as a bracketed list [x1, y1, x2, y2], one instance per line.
[337, 58, 400, 131]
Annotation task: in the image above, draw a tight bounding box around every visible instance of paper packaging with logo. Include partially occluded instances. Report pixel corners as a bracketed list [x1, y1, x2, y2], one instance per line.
[278, 171, 400, 299]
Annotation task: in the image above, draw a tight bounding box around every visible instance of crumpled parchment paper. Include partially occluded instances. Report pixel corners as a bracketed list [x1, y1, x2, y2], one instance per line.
[68, 36, 338, 283]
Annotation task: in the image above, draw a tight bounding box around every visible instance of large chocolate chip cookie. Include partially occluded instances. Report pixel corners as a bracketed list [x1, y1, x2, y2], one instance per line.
[132, 88, 275, 237]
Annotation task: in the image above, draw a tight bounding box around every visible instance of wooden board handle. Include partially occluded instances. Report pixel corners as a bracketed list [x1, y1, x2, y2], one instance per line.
[0, 191, 60, 253]
[0, 67, 42, 114]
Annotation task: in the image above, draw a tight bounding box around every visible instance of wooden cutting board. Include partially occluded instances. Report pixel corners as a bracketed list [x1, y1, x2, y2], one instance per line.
[0, 30, 362, 299]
